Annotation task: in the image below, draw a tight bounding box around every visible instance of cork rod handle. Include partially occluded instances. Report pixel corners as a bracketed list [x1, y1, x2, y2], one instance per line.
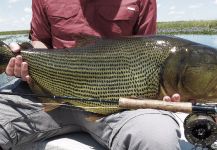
[119, 97, 193, 113]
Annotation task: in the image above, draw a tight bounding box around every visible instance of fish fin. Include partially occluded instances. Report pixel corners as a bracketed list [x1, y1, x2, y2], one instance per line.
[42, 103, 61, 112]
[19, 42, 33, 49]
[28, 79, 57, 103]
[0, 40, 14, 73]
[85, 114, 104, 122]
[0, 40, 10, 48]
[158, 85, 169, 100]
[42, 102, 80, 112]
[0, 40, 12, 53]
[43, 102, 103, 122]
[73, 34, 100, 48]
[0, 40, 33, 51]
[59, 103, 105, 122]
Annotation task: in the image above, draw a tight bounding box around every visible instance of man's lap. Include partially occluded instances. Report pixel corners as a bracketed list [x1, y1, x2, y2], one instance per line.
[0, 77, 181, 150]
[13, 132, 107, 150]
[13, 113, 198, 150]
[0, 95, 181, 149]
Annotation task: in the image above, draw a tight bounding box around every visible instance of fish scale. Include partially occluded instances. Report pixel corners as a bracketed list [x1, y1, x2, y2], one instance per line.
[18, 37, 171, 114]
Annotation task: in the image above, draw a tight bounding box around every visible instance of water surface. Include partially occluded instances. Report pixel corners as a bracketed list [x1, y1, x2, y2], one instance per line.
[1, 34, 217, 48]
[0, 34, 29, 44]
[176, 34, 217, 48]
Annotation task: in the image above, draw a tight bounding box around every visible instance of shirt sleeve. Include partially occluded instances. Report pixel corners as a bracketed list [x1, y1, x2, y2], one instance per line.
[134, 0, 157, 35]
[29, 0, 52, 48]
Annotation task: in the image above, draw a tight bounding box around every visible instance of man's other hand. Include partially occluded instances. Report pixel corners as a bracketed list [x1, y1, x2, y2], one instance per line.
[163, 93, 180, 102]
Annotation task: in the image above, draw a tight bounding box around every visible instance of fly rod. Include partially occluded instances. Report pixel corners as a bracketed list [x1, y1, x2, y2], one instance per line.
[0, 91, 216, 114]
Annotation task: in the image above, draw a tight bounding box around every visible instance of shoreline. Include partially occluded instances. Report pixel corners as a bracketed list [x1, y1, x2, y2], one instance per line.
[0, 30, 29, 35]
[0, 20, 217, 35]
[157, 20, 217, 35]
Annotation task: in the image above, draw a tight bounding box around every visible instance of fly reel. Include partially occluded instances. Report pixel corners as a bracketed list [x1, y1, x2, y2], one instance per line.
[184, 113, 217, 148]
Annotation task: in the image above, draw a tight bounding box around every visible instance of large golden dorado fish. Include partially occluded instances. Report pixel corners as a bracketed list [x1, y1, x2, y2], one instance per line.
[0, 35, 217, 115]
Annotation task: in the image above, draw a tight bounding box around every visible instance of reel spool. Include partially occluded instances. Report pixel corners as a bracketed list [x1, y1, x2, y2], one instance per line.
[184, 113, 217, 148]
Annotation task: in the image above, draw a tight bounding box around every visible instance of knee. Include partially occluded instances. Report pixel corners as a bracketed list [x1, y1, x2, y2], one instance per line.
[0, 127, 13, 150]
[111, 112, 181, 150]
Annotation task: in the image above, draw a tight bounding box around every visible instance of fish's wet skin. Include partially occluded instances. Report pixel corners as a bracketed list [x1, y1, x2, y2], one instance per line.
[161, 41, 217, 102]
[0, 35, 217, 115]
[0, 41, 13, 73]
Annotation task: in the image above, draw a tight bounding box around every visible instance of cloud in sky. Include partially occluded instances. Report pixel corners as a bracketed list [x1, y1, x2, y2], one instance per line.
[24, 7, 31, 13]
[0, 0, 31, 31]
[168, 11, 185, 15]
[188, 3, 203, 9]
[0, 18, 6, 23]
[8, 0, 20, 3]
[156, 0, 160, 8]
[169, 6, 175, 10]
[157, 0, 217, 22]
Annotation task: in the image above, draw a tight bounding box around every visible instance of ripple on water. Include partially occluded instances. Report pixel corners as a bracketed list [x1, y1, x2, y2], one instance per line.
[0, 34, 29, 44]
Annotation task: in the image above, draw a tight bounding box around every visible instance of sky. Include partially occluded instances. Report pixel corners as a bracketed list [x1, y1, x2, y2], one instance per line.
[157, 0, 217, 22]
[0, 0, 217, 31]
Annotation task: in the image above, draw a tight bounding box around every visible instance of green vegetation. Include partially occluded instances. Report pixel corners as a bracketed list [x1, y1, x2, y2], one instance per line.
[0, 20, 217, 35]
[157, 20, 217, 35]
[0, 30, 29, 35]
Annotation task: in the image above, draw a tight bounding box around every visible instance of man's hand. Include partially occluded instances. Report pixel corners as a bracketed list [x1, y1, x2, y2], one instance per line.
[163, 93, 180, 102]
[5, 43, 31, 83]
[5, 41, 47, 84]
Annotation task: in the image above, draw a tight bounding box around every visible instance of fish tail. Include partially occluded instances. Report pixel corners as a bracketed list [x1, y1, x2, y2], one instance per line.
[0, 40, 14, 73]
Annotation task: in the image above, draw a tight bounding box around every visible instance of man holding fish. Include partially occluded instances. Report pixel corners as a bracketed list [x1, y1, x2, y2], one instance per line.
[0, 0, 183, 149]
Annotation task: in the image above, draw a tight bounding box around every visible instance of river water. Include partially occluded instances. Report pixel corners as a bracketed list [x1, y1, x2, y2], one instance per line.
[0, 34, 29, 44]
[0, 34, 217, 48]
[176, 34, 217, 48]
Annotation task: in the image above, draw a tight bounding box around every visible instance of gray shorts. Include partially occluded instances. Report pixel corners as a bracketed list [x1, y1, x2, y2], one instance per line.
[0, 78, 181, 150]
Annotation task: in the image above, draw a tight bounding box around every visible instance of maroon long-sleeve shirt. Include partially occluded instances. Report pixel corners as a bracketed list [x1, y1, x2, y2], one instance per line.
[30, 0, 157, 48]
